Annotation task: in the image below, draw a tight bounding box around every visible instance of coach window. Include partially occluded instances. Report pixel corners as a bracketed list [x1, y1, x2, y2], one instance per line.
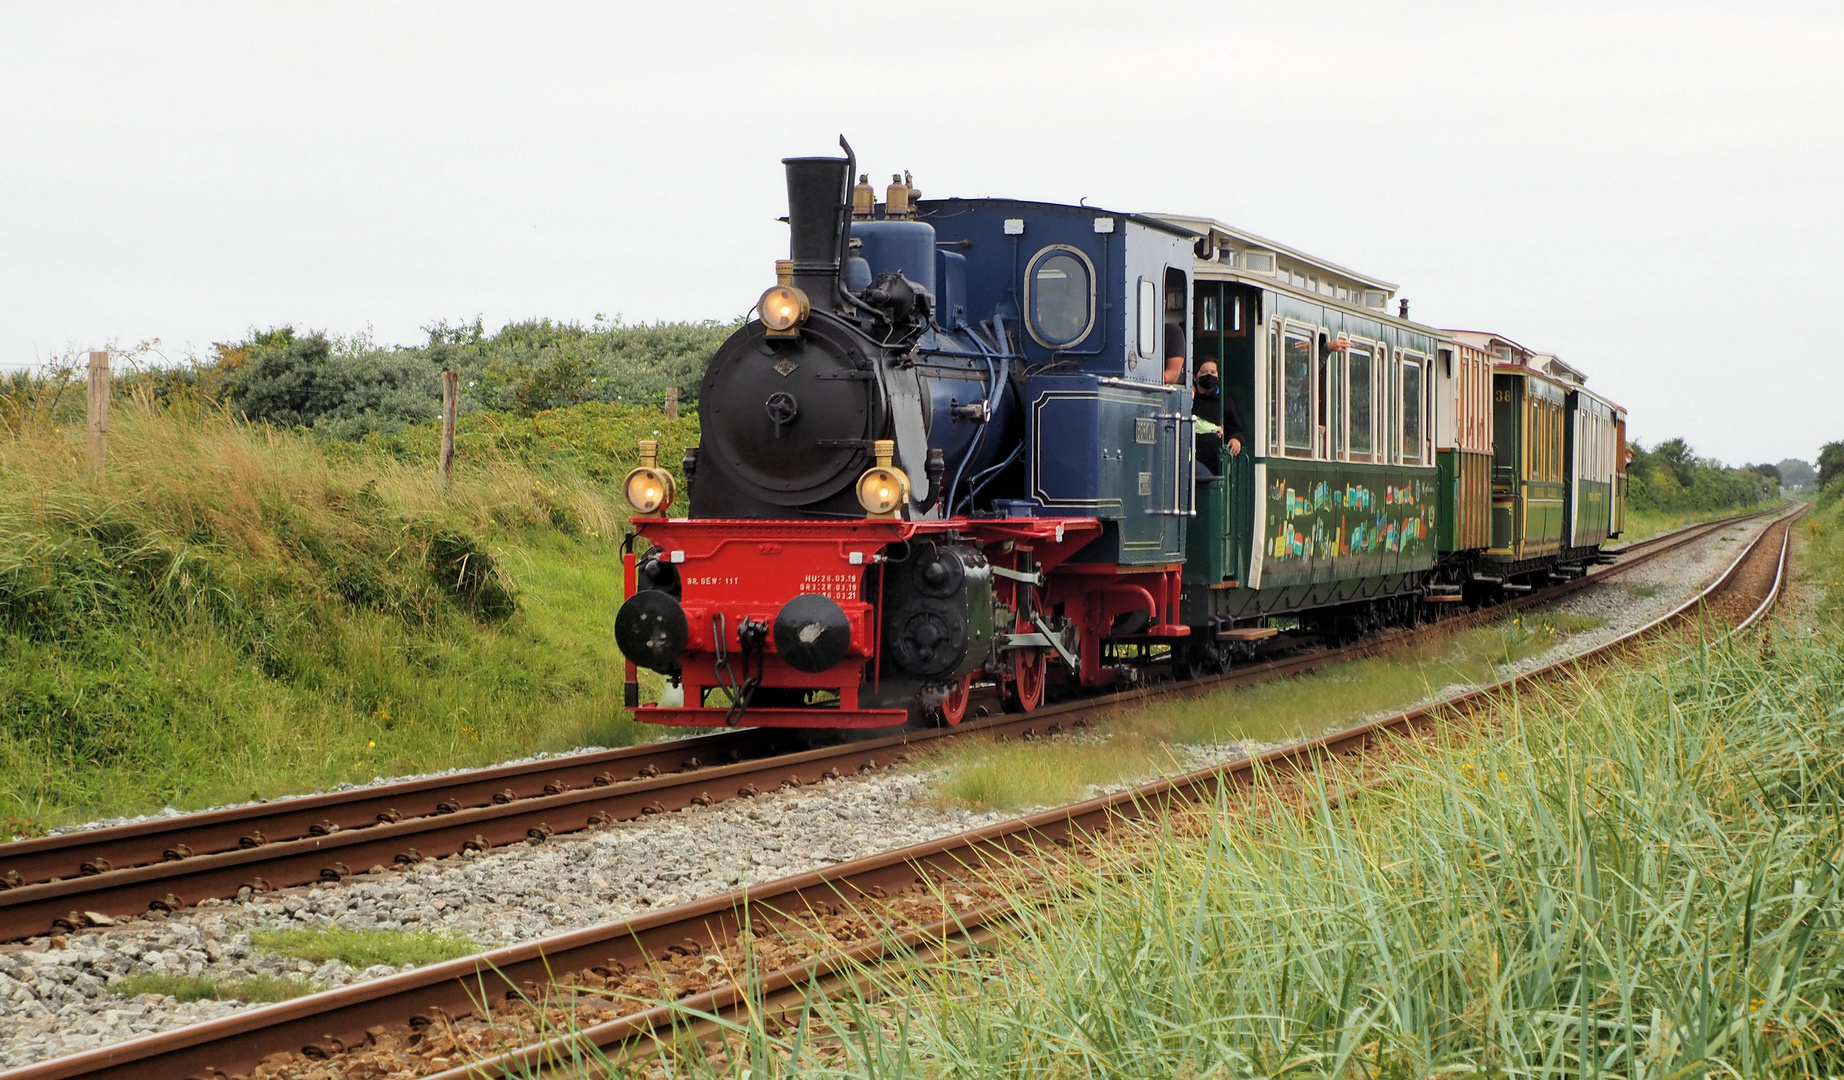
[1526, 396, 1539, 479]
[1545, 400, 1556, 480]
[1545, 401, 1557, 479]
[1335, 344, 1349, 458]
[1137, 278, 1158, 359]
[1347, 345, 1374, 460]
[1204, 292, 1244, 339]
[1268, 323, 1283, 455]
[1282, 328, 1314, 455]
[1401, 354, 1425, 465]
[1553, 402, 1564, 479]
[1024, 246, 1095, 348]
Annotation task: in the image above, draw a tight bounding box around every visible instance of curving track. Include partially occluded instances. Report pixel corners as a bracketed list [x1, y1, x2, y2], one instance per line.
[0, 504, 1801, 1080]
[0, 509, 1778, 943]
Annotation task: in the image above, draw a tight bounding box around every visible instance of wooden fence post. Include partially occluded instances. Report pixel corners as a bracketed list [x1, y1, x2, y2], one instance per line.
[440, 370, 458, 491]
[86, 350, 110, 467]
[664, 385, 679, 421]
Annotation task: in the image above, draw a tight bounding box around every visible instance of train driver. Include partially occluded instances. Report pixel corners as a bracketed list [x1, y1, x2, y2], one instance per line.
[1162, 320, 1188, 386]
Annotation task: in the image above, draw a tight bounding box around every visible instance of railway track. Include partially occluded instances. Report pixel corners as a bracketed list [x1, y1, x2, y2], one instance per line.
[0, 504, 1799, 1076]
[0, 505, 1799, 1080]
[0, 508, 1778, 943]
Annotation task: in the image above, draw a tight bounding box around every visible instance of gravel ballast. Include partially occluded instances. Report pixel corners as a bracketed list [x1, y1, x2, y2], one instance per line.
[1502, 514, 1774, 676]
[0, 773, 1012, 1068]
[0, 515, 1776, 1069]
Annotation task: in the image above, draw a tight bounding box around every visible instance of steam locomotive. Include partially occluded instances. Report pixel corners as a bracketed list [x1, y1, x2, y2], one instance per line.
[614, 139, 1628, 729]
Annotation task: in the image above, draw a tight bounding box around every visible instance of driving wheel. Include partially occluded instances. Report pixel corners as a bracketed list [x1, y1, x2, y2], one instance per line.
[938, 673, 973, 726]
[1002, 648, 1046, 713]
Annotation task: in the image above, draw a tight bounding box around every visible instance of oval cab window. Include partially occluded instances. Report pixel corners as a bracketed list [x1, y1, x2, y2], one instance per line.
[1025, 247, 1094, 347]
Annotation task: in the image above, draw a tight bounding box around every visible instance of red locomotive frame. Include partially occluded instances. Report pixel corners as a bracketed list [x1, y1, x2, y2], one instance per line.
[624, 515, 1190, 729]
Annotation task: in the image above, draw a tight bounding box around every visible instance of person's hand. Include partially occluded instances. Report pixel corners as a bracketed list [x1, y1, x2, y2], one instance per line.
[1228, 437, 1243, 457]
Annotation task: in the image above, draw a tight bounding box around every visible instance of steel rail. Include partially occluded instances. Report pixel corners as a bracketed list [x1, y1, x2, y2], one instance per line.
[0, 508, 1778, 941]
[1732, 508, 1798, 632]
[0, 732, 784, 893]
[0, 505, 1799, 1080]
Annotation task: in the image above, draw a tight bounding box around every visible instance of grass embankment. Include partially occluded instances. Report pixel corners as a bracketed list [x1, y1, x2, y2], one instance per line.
[628, 504, 1844, 1079]
[0, 403, 693, 835]
[1622, 504, 1761, 543]
[929, 611, 1603, 812]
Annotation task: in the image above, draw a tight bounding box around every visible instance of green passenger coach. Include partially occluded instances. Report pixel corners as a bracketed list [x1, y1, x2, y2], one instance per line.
[1565, 384, 1623, 551]
[1490, 362, 1567, 566]
[1159, 217, 1442, 650]
[1151, 218, 1626, 670]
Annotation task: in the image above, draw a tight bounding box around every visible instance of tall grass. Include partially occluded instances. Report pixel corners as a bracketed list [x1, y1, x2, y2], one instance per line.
[0, 403, 663, 832]
[607, 578, 1844, 1076]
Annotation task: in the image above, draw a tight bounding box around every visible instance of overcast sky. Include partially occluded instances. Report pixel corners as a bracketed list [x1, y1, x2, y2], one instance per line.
[3, 1, 1839, 464]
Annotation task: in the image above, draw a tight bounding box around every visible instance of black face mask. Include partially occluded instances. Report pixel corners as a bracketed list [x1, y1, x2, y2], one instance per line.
[1193, 373, 1220, 394]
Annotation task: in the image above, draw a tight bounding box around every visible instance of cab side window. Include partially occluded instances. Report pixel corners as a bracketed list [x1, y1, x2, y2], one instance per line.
[1138, 278, 1158, 359]
[1025, 247, 1094, 347]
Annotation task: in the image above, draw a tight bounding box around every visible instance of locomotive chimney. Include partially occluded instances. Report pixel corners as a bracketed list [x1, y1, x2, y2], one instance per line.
[782, 152, 854, 312]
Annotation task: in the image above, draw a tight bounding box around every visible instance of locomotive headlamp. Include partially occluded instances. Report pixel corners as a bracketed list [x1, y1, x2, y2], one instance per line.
[855, 439, 909, 519]
[758, 284, 810, 336]
[622, 439, 676, 517]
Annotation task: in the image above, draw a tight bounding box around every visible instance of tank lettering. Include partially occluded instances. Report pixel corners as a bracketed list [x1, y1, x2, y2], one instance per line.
[800, 573, 861, 600]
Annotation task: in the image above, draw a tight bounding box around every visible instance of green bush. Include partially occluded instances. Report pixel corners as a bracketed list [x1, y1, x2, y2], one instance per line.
[425, 316, 735, 415]
[1778, 457, 1817, 492]
[1628, 436, 1775, 516]
[211, 327, 444, 440]
[177, 316, 734, 443]
[1818, 441, 1844, 503]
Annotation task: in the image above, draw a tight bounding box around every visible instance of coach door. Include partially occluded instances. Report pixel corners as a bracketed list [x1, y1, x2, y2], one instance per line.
[1190, 279, 1255, 585]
